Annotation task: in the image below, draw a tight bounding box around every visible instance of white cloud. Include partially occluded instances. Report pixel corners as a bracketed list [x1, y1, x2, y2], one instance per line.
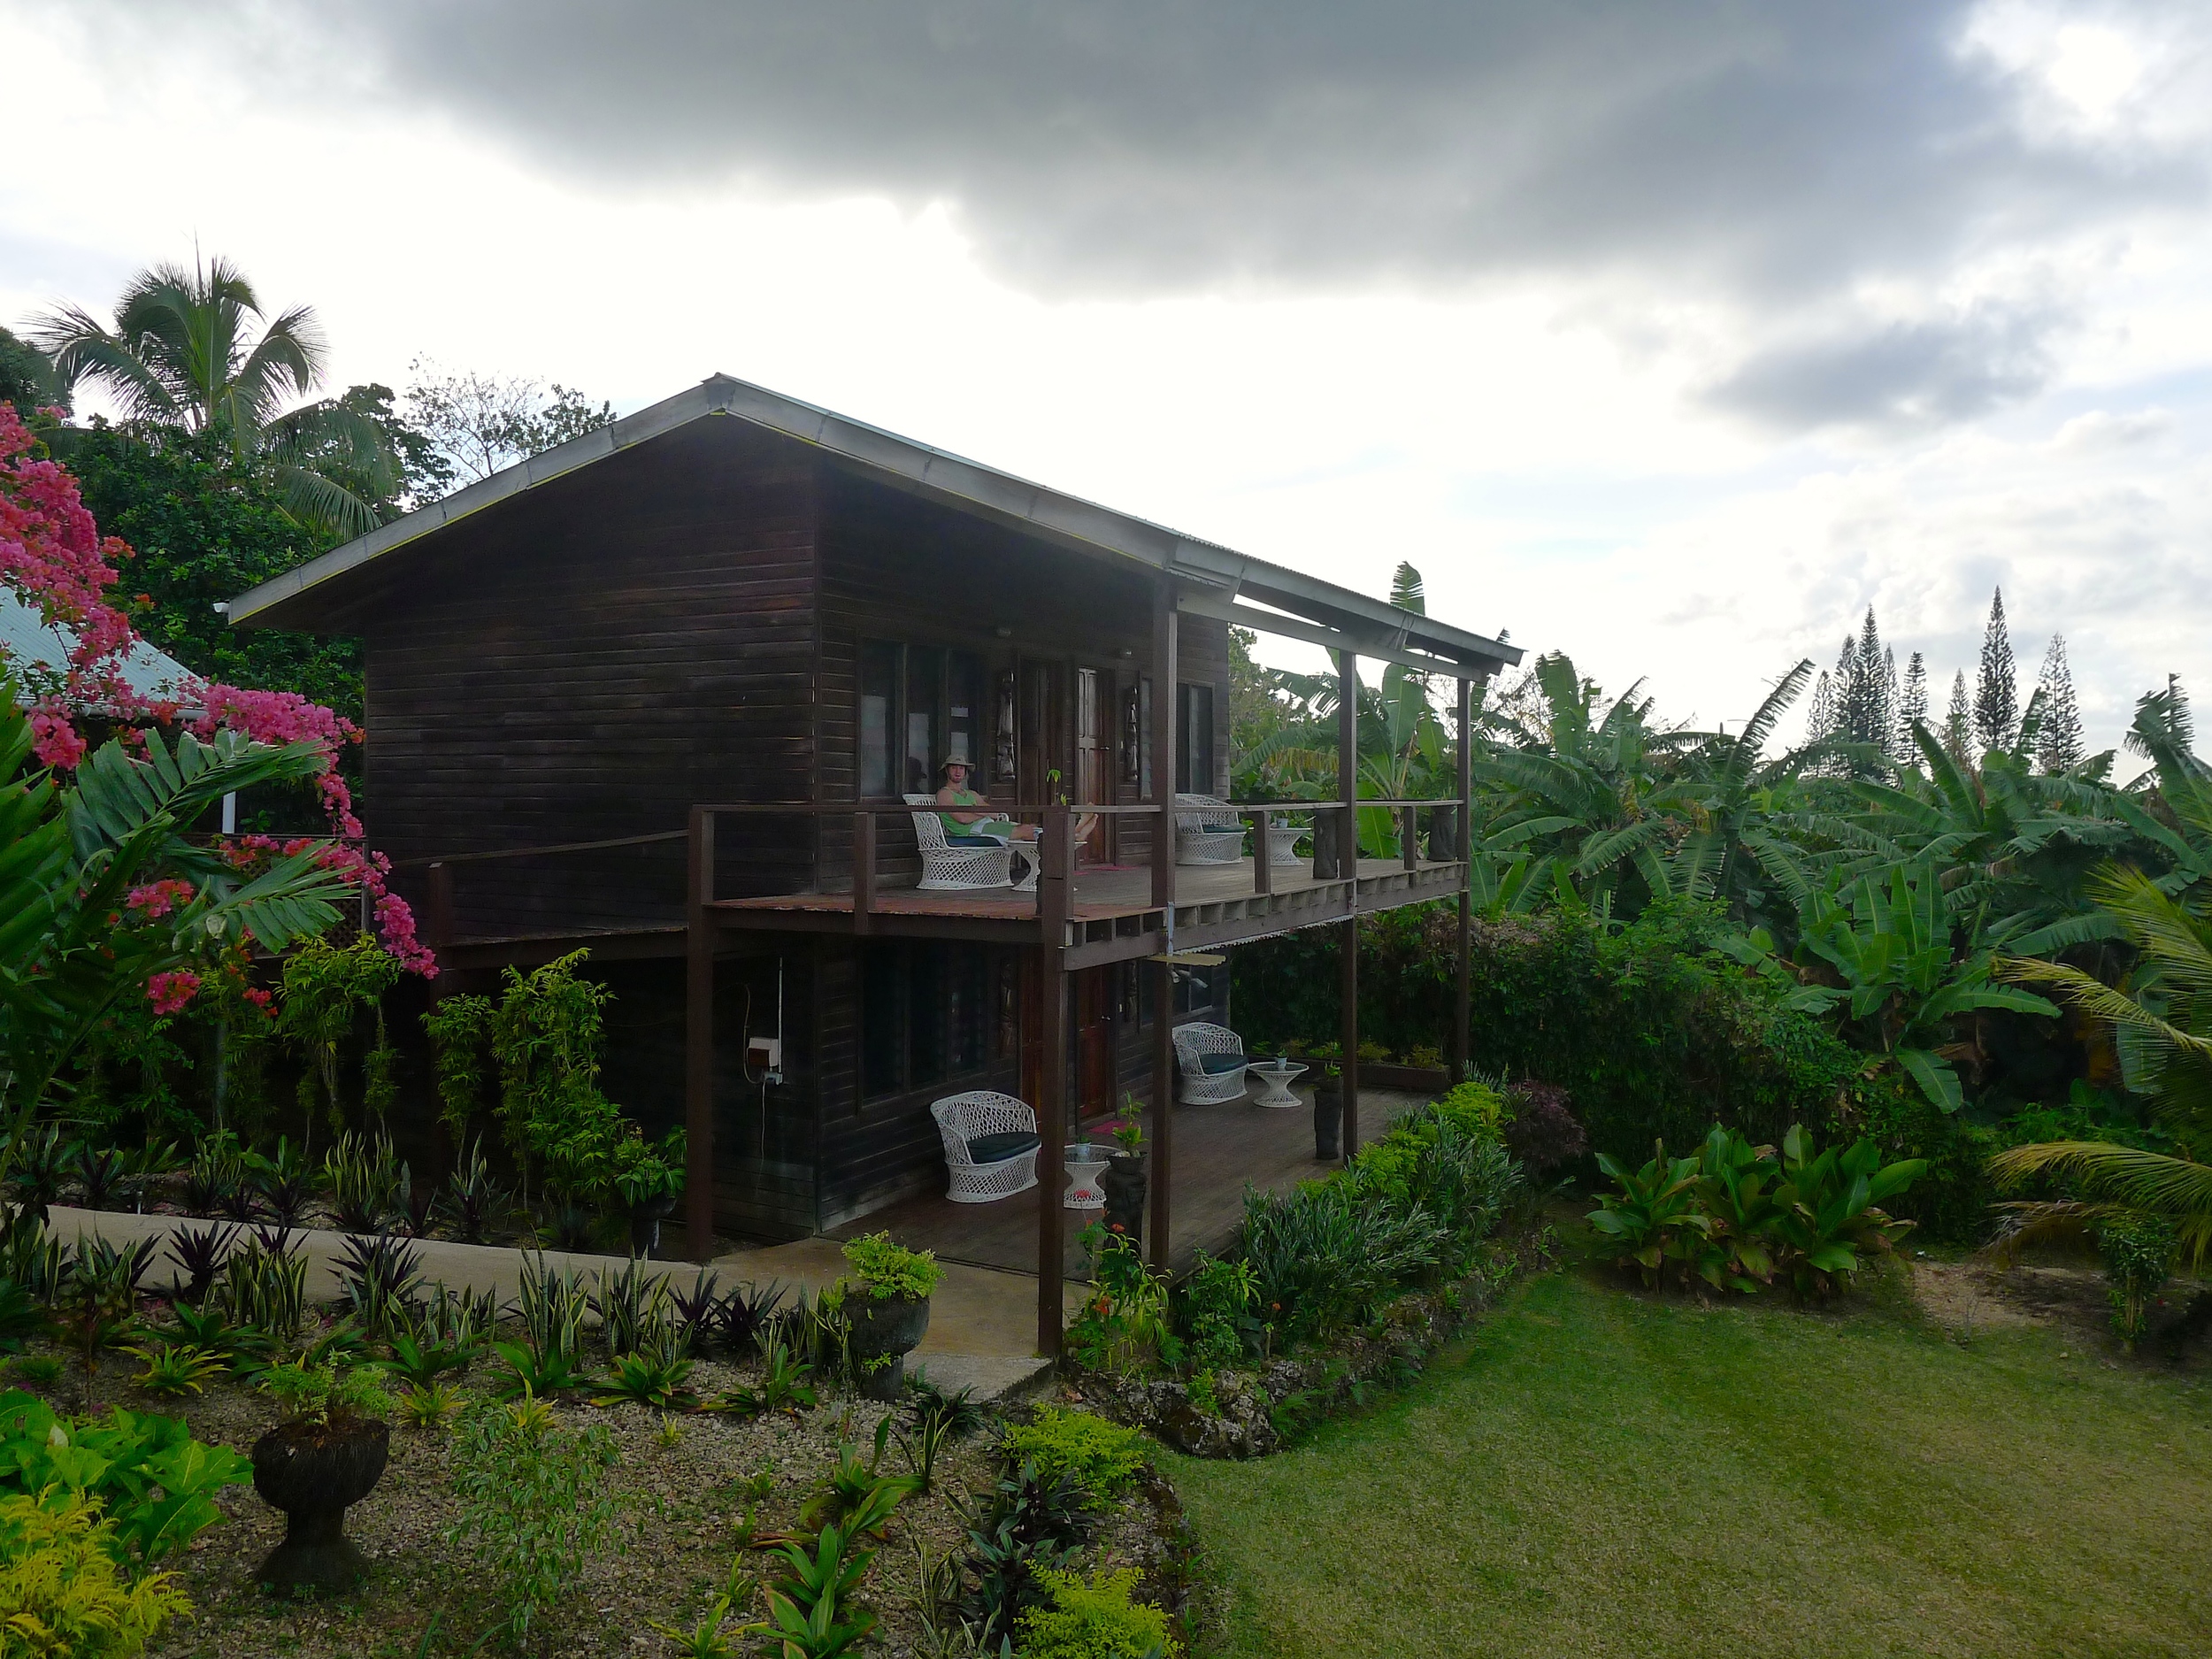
[2, 0, 2208, 765]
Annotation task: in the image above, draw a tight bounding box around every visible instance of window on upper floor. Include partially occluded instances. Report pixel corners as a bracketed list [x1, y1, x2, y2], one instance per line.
[1175, 682, 1216, 795]
[859, 641, 987, 798]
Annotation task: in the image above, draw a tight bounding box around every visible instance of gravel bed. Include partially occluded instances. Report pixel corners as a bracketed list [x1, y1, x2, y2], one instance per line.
[7, 1333, 1179, 1658]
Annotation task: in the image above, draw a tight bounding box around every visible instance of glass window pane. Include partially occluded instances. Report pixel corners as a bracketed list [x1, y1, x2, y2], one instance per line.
[859, 642, 895, 798]
[906, 646, 943, 795]
[861, 943, 903, 1097]
[950, 945, 988, 1072]
[947, 651, 983, 770]
[910, 944, 947, 1087]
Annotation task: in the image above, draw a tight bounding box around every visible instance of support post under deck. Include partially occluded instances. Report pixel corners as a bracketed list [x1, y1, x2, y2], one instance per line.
[1337, 648, 1361, 1162]
[1037, 804, 1071, 1357]
[1454, 675, 1473, 1085]
[1148, 576, 1179, 1273]
[684, 808, 716, 1263]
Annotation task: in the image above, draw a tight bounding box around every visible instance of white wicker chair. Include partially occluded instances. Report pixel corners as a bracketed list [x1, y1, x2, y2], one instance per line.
[1173, 794, 1302, 866]
[930, 1091, 1042, 1202]
[905, 795, 1015, 890]
[1171, 1021, 1252, 1104]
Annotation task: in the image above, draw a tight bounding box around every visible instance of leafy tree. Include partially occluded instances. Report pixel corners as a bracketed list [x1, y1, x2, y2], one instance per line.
[29, 255, 396, 539]
[0, 326, 67, 419]
[402, 360, 615, 495]
[1943, 671, 1973, 765]
[2035, 634, 2085, 774]
[1897, 651, 1928, 754]
[1974, 588, 2018, 754]
[62, 422, 364, 721]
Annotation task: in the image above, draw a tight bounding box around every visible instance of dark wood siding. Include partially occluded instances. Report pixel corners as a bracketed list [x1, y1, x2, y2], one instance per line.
[362, 417, 821, 941]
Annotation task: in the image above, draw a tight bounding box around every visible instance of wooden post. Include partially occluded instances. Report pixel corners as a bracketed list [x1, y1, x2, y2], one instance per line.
[1150, 583, 1178, 911]
[851, 810, 875, 936]
[1037, 803, 1071, 1357]
[1337, 648, 1360, 1163]
[1248, 810, 1272, 896]
[1149, 956, 1175, 1274]
[1454, 677, 1473, 1085]
[426, 863, 455, 959]
[685, 808, 717, 1263]
[1401, 805, 1418, 872]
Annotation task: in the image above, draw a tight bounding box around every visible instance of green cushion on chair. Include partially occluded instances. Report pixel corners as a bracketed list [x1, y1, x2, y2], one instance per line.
[966, 1131, 1041, 1164]
[1199, 1053, 1249, 1075]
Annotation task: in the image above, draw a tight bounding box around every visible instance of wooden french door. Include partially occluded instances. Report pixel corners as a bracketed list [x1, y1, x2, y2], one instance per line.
[1018, 956, 1119, 1129]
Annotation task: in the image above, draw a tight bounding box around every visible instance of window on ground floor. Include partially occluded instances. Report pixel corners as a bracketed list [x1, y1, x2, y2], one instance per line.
[859, 941, 995, 1099]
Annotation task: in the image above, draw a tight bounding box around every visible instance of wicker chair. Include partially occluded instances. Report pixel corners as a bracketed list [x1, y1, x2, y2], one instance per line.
[1173, 794, 1303, 866]
[1171, 1021, 1252, 1104]
[930, 1091, 1042, 1202]
[904, 795, 1015, 890]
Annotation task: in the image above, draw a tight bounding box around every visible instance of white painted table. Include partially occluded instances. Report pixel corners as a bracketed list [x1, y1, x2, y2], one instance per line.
[1249, 1060, 1308, 1109]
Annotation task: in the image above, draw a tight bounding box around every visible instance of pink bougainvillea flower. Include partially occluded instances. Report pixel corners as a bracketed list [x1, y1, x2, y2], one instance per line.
[146, 970, 202, 1016]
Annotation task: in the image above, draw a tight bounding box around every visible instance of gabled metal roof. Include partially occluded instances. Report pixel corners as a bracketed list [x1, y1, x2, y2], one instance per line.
[228, 373, 1519, 675]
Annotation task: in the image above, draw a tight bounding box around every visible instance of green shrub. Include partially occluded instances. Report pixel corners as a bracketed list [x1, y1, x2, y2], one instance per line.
[0, 1490, 188, 1657]
[1234, 901, 1861, 1160]
[448, 1398, 621, 1652]
[1175, 1256, 1257, 1372]
[0, 1391, 250, 1571]
[840, 1232, 943, 1301]
[1018, 1566, 1174, 1658]
[997, 1409, 1147, 1501]
[1240, 1180, 1446, 1342]
[2099, 1215, 2177, 1348]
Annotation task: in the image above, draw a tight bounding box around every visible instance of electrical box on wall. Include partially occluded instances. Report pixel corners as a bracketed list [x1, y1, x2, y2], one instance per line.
[748, 1036, 781, 1076]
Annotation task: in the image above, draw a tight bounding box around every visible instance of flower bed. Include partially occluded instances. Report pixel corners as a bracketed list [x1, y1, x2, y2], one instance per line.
[1066, 1081, 1559, 1459]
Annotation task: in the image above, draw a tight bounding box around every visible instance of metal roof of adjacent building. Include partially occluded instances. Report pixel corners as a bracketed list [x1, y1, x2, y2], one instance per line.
[1, 591, 196, 709]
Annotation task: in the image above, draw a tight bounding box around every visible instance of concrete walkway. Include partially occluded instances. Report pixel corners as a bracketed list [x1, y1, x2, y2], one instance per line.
[47, 1207, 1071, 1401]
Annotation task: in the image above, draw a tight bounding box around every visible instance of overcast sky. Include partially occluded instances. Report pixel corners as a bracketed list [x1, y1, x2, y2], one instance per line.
[5, 2, 2209, 757]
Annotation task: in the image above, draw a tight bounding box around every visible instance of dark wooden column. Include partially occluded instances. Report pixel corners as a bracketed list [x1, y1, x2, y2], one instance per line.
[1337, 647, 1360, 1163]
[1148, 580, 1178, 1273]
[1454, 675, 1473, 1085]
[684, 807, 716, 1262]
[1037, 803, 1072, 1356]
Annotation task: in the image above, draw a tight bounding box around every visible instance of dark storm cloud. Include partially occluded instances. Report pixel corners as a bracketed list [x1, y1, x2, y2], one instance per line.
[242, 2, 2193, 292]
[1708, 302, 2066, 428]
[118, 1, 2205, 430]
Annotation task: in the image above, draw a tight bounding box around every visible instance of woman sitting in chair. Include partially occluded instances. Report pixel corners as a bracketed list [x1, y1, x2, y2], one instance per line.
[935, 760, 1096, 849]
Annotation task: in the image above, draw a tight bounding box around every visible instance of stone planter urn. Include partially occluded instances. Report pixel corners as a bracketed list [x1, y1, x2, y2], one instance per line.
[1312, 1079, 1343, 1161]
[844, 1290, 932, 1401]
[251, 1418, 389, 1595]
[1101, 1153, 1148, 1245]
[628, 1194, 676, 1258]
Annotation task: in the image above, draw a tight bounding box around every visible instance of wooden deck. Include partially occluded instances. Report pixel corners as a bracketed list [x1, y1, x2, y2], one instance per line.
[826, 1086, 1432, 1279]
[711, 856, 1465, 964]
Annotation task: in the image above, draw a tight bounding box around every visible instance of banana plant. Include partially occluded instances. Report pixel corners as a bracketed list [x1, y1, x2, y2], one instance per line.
[1791, 856, 2059, 1111]
[1586, 1141, 1709, 1287]
[1, 677, 353, 1148]
[1693, 1127, 1785, 1294]
[1768, 1126, 1926, 1300]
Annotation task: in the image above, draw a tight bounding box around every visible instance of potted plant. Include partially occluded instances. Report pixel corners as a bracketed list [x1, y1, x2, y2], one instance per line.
[1311, 1059, 1343, 1161]
[1100, 1109, 1148, 1243]
[250, 1362, 395, 1594]
[611, 1125, 686, 1257]
[835, 1232, 941, 1400]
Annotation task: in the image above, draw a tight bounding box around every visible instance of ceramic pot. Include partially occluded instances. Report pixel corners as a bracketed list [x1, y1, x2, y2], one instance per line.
[1101, 1154, 1148, 1244]
[844, 1289, 932, 1401]
[628, 1194, 675, 1257]
[251, 1418, 389, 1595]
[1312, 1086, 1343, 1161]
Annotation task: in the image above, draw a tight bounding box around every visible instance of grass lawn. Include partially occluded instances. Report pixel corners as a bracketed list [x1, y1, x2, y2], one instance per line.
[1170, 1265, 2212, 1658]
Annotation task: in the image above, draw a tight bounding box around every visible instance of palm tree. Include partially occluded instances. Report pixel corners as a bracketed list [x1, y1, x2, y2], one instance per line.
[1994, 862, 2212, 1265]
[30, 256, 396, 538]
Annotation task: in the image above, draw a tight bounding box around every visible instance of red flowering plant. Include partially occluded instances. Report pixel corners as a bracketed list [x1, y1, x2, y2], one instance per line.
[1, 404, 419, 1151]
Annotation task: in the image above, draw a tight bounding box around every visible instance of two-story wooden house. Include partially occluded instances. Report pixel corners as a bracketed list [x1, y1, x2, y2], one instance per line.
[229, 375, 1517, 1352]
